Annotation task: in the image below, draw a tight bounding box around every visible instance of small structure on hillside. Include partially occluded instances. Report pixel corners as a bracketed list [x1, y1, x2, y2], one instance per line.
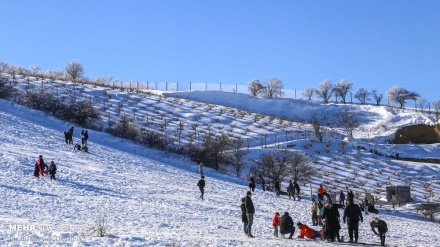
[386, 185, 411, 203]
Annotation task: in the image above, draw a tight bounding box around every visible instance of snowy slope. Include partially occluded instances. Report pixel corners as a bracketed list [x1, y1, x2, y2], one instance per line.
[1, 100, 440, 247]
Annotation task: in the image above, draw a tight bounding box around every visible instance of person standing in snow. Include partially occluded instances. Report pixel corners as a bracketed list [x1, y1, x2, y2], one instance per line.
[370, 217, 387, 246]
[272, 212, 280, 237]
[293, 180, 301, 201]
[84, 130, 89, 146]
[279, 212, 295, 239]
[317, 184, 327, 201]
[274, 179, 281, 196]
[322, 200, 342, 242]
[197, 176, 205, 199]
[245, 191, 255, 238]
[343, 198, 363, 243]
[249, 177, 256, 192]
[48, 161, 57, 180]
[68, 127, 74, 144]
[81, 130, 85, 146]
[258, 174, 266, 191]
[64, 132, 69, 144]
[35, 155, 47, 177]
[199, 162, 204, 176]
[317, 200, 325, 227]
[240, 197, 248, 235]
[311, 198, 318, 226]
[287, 180, 295, 200]
[339, 190, 346, 206]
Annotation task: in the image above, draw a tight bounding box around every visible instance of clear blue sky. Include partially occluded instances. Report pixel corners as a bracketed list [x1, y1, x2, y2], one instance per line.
[1, 0, 439, 102]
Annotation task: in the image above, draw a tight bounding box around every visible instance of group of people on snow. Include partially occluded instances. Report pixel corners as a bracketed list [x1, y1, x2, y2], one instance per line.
[64, 127, 90, 152]
[33, 155, 57, 180]
[243, 180, 386, 245]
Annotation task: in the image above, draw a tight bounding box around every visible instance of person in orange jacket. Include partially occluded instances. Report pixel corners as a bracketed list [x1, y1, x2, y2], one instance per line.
[272, 212, 280, 237]
[317, 184, 326, 201]
[297, 222, 322, 240]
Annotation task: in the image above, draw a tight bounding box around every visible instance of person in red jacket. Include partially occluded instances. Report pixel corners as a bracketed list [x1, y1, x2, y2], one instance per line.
[272, 212, 280, 237]
[297, 222, 322, 239]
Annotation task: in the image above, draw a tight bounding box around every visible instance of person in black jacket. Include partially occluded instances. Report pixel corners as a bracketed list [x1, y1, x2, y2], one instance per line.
[68, 127, 74, 144]
[370, 217, 387, 246]
[48, 161, 57, 180]
[322, 200, 341, 242]
[343, 198, 363, 243]
[197, 176, 205, 199]
[240, 197, 248, 235]
[274, 179, 281, 196]
[279, 212, 295, 239]
[293, 180, 301, 201]
[249, 177, 256, 192]
[245, 191, 255, 238]
[84, 130, 89, 146]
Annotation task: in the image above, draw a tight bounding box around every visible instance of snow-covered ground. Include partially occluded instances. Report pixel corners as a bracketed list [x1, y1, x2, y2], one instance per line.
[1, 98, 440, 247]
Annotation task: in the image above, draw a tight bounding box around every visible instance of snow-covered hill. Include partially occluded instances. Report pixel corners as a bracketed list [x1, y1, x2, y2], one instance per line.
[1, 99, 440, 247]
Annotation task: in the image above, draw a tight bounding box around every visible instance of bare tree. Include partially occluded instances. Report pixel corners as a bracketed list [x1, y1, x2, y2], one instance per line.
[247, 79, 265, 97]
[354, 88, 370, 104]
[371, 89, 383, 106]
[263, 77, 284, 98]
[310, 112, 323, 142]
[338, 108, 360, 138]
[333, 79, 353, 103]
[254, 150, 290, 182]
[432, 100, 440, 124]
[416, 97, 429, 113]
[286, 151, 316, 183]
[0, 76, 14, 99]
[303, 87, 315, 100]
[202, 134, 232, 170]
[387, 86, 420, 109]
[29, 65, 41, 77]
[231, 137, 249, 177]
[315, 79, 333, 103]
[65, 60, 84, 83]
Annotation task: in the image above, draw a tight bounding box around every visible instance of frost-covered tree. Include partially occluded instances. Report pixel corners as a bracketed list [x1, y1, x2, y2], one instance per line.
[65, 60, 84, 83]
[387, 86, 419, 109]
[29, 65, 41, 76]
[263, 77, 284, 98]
[303, 87, 315, 101]
[432, 100, 440, 124]
[371, 89, 383, 106]
[316, 79, 333, 103]
[416, 97, 428, 113]
[333, 79, 353, 104]
[354, 88, 370, 104]
[247, 79, 265, 97]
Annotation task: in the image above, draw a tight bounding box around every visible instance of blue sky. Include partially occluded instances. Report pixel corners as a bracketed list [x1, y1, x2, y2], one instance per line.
[1, 0, 439, 102]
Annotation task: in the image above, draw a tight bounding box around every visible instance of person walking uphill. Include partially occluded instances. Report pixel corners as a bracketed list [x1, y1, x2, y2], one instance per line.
[343, 198, 363, 243]
[370, 217, 388, 246]
[245, 191, 255, 238]
[197, 176, 205, 200]
[279, 212, 295, 239]
[311, 198, 318, 226]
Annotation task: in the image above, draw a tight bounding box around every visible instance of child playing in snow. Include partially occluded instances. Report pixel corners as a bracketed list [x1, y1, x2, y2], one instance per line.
[272, 212, 280, 237]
